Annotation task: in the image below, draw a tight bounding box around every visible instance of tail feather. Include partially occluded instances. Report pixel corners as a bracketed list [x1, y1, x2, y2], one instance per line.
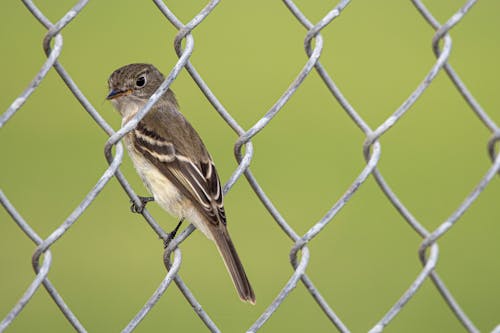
[211, 226, 256, 304]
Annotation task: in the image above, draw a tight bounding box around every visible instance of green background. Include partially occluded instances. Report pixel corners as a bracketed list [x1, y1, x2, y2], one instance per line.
[1, 1, 500, 332]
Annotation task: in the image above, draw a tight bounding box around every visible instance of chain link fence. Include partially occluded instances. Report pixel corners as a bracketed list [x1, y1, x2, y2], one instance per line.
[1, 0, 500, 332]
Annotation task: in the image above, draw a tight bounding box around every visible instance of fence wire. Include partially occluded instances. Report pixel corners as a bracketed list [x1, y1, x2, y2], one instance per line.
[1, 0, 499, 332]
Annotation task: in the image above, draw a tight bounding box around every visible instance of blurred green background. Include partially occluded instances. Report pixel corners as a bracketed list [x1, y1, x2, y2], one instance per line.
[1, 1, 500, 332]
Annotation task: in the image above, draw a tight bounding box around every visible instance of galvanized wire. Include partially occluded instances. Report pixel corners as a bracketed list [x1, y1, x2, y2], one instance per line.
[1, 0, 499, 332]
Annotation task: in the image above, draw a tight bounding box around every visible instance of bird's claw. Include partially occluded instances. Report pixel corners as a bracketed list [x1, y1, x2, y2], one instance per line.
[130, 196, 154, 213]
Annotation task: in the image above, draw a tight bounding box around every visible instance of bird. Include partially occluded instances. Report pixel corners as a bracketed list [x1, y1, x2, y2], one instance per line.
[106, 63, 255, 304]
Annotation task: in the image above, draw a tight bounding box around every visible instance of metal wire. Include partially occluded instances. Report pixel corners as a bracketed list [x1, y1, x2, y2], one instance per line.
[1, 0, 499, 332]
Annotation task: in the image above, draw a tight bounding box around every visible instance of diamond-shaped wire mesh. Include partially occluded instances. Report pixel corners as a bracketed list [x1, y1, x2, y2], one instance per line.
[1, 0, 500, 332]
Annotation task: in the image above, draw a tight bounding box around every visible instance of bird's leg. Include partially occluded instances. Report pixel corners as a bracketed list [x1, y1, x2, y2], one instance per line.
[130, 196, 155, 213]
[163, 218, 185, 248]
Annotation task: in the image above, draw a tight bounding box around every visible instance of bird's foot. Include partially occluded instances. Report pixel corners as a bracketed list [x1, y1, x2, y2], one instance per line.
[130, 196, 155, 213]
[163, 218, 185, 249]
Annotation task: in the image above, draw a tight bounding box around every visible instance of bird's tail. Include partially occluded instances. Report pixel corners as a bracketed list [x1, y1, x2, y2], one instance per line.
[211, 226, 256, 304]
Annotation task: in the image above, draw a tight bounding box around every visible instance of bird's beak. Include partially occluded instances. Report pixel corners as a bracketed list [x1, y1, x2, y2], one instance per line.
[106, 89, 132, 100]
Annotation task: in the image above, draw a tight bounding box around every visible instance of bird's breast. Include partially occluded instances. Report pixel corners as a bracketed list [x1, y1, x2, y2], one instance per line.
[122, 132, 215, 240]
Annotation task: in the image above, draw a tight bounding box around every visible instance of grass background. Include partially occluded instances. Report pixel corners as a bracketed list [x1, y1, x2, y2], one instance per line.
[1, 1, 500, 332]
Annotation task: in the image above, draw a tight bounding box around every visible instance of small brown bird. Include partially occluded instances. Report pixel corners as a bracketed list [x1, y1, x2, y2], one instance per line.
[106, 63, 255, 304]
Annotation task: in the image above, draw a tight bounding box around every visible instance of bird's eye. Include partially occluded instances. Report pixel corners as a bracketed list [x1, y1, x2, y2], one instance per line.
[136, 76, 146, 88]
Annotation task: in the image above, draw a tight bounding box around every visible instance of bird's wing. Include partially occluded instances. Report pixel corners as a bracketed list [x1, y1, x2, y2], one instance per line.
[133, 121, 226, 225]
